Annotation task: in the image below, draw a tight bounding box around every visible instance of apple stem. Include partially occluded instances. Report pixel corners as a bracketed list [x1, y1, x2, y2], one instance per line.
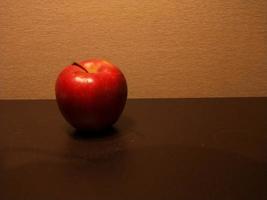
[73, 62, 88, 73]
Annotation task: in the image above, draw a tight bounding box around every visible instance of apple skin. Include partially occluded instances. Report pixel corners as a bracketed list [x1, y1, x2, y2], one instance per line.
[55, 59, 127, 131]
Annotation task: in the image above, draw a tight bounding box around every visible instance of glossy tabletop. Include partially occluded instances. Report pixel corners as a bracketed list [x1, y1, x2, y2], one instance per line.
[0, 98, 266, 199]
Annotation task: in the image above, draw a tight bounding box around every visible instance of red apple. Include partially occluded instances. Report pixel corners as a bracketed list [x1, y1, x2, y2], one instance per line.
[55, 59, 127, 131]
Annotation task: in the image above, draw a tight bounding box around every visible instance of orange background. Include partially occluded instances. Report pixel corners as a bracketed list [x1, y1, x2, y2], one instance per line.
[0, 0, 266, 99]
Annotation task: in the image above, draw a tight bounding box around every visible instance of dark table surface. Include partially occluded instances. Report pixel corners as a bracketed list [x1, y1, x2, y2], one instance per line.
[0, 98, 267, 200]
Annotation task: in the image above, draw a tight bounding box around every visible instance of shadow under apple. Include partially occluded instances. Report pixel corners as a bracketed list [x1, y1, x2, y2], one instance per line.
[67, 114, 136, 140]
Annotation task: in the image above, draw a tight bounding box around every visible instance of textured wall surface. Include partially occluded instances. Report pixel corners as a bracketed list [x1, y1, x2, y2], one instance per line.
[0, 0, 266, 99]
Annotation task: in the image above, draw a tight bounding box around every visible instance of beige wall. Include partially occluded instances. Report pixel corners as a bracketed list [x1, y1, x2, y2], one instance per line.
[0, 0, 266, 99]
